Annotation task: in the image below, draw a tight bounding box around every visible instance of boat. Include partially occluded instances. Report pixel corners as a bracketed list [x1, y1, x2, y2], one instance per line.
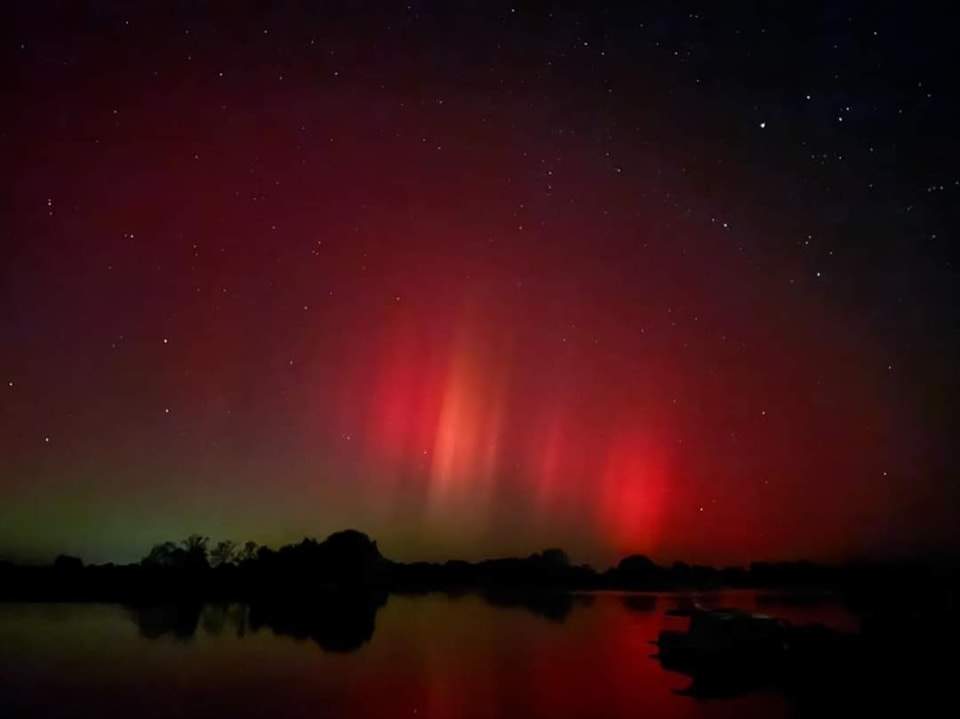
[656, 606, 789, 664]
[654, 605, 860, 699]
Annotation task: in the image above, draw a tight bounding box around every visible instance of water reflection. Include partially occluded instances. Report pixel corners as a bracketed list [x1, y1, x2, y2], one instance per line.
[0, 591, 879, 719]
[247, 592, 386, 652]
[621, 593, 658, 613]
[479, 588, 595, 622]
[125, 589, 590, 653]
[128, 602, 205, 640]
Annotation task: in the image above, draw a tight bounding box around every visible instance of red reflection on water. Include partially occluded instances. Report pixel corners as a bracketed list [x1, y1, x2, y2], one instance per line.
[0, 592, 860, 719]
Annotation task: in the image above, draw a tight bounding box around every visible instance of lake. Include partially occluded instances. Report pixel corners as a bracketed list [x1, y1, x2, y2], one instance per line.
[0, 591, 859, 718]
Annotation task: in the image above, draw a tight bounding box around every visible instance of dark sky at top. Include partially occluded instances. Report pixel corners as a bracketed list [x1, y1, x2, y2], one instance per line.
[2, 1, 958, 565]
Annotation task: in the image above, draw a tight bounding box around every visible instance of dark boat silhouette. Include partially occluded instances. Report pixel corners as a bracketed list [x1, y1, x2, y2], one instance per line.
[656, 606, 788, 663]
[654, 606, 791, 697]
[654, 605, 860, 699]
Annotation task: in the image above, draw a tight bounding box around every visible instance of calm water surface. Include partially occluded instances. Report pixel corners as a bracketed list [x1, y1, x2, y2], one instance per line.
[0, 591, 857, 718]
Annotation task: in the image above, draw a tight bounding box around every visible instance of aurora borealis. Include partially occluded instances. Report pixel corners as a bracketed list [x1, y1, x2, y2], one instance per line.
[3, 2, 958, 566]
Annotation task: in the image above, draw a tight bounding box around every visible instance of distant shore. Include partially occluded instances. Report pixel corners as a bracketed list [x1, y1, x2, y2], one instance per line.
[1, 529, 955, 604]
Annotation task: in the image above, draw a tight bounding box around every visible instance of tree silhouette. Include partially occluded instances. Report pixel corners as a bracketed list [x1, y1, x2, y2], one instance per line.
[142, 536, 211, 570]
[239, 541, 259, 563]
[181, 535, 210, 570]
[539, 548, 570, 567]
[53, 554, 84, 571]
[142, 541, 182, 568]
[210, 540, 237, 567]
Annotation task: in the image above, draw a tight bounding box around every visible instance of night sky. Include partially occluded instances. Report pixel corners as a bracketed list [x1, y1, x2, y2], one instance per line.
[3, 2, 958, 566]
